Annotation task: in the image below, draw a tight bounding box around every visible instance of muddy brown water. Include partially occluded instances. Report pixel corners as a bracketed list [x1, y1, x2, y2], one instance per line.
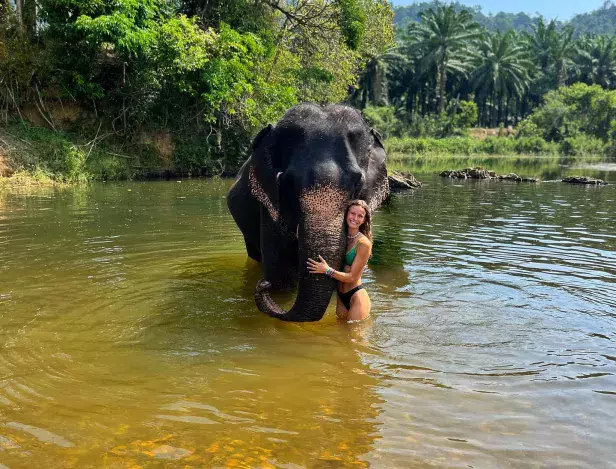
[0, 159, 615, 468]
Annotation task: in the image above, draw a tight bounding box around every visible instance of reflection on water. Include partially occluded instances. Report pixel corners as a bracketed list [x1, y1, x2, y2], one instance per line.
[0, 159, 615, 468]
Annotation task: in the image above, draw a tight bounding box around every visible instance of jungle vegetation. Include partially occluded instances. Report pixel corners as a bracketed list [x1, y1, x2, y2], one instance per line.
[1, 0, 616, 182]
[0, 0, 393, 180]
[353, 2, 616, 159]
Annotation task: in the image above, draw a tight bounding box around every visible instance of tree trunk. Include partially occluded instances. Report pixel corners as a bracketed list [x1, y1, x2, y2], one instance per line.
[360, 88, 367, 109]
[491, 90, 497, 128]
[15, 0, 23, 28]
[556, 60, 565, 87]
[23, 0, 36, 39]
[438, 63, 446, 114]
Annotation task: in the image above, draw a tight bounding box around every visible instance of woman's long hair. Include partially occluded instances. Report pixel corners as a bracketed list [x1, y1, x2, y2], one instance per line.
[345, 199, 372, 242]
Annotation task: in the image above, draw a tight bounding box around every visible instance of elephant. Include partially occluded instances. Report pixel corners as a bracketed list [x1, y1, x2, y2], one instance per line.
[227, 103, 389, 322]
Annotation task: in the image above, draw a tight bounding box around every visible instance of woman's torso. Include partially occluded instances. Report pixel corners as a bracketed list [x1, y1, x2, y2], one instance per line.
[338, 235, 366, 293]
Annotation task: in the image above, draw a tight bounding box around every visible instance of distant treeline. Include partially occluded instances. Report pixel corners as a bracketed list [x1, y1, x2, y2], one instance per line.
[352, 3, 616, 133]
[394, 0, 616, 36]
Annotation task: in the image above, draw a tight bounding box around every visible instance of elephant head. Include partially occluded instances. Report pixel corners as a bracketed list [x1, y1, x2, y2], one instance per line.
[246, 104, 389, 322]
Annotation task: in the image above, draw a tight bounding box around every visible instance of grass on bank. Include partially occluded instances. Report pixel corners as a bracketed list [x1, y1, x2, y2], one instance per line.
[384, 134, 609, 159]
[1, 121, 612, 185]
[0, 122, 144, 183]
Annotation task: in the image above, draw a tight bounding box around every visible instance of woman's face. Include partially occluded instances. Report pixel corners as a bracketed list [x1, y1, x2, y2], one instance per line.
[346, 205, 366, 230]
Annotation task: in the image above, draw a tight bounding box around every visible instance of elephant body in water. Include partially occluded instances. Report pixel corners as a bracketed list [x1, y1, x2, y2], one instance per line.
[227, 104, 389, 321]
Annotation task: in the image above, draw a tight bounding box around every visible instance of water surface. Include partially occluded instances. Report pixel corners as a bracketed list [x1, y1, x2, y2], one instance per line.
[0, 159, 615, 468]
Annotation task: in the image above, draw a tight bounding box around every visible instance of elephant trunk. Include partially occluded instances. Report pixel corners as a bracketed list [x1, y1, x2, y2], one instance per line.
[255, 186, 347, 322]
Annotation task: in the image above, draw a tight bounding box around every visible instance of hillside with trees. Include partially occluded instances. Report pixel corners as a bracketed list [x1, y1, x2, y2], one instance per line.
[0, 0, 393, 180]
[394, 1, 541, 33]
[394, 1, 616, 35]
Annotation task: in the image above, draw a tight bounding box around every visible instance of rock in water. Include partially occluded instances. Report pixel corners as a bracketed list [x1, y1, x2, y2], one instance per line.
[562, 176, 608, 185]
[388, 171, 422, 189]
[150, 445, 192, 460]
[498, 173, 522, 182]
[440, 167, 538, 182]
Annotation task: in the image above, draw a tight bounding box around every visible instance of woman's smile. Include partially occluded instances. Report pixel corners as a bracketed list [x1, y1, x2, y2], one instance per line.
[346, 206, 366, 228]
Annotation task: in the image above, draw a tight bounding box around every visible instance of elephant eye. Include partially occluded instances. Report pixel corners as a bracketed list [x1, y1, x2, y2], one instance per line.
[276, 172, 283, 184]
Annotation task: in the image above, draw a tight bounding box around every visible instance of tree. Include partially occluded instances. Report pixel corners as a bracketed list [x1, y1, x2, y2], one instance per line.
[529, 18, 555, 72]
[551, 26, 579, 87]
[471, 31, 532, 126]
[409, 5, 481, 113]
[576, 35, 616, 88]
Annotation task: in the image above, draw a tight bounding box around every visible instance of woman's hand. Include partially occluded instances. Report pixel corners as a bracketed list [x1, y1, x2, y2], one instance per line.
[307, 255, 330, 275]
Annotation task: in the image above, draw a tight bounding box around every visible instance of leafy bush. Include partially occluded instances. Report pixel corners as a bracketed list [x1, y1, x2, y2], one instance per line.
[386, 135, 563, 157]
[362, 105, 404, 138]
[386, 136, 476, 155]
[451, 100, 478, 129]
[520, 83, 616, 142]
[477, 136, 516, 154]
[559, 135, 606, 156]
[514, 137, 558, 155]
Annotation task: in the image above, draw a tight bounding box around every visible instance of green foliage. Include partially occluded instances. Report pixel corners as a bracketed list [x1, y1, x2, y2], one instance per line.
[409, 5, 481, 113]
[477, 136, 517, 154]
[559, 135, 606, 155]
[1, 0, 395, 182]
[522, 83, 616, 141]
[394, 1, 616, 36]
[361, 105, 403, 138]
[2, 122, 139, 181]
[451, 100, 478, 129]
[513, 136, 558, 154]
[365, 100, 476, 138]
[394, 2, 540, 34]
[569, 2, 616, 36]
[365, 0, 616, 133]
[337, 0, 366, 50]
[386, 136, 477, 155]
[385, 135, 561, 157]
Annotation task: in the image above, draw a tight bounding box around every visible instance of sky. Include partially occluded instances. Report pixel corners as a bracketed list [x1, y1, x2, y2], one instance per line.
[391, 0, 608, 20]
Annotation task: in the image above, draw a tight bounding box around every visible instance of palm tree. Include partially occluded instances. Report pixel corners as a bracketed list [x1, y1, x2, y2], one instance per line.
[409, 5, 481, 114]
[471, 31, 532, 126]
[355, 47, 407, 108]
[576, 35, 616, 88]
[530, 18, 555, 72]
[551, 26, 579, 87]
[592, 35, 616, 88]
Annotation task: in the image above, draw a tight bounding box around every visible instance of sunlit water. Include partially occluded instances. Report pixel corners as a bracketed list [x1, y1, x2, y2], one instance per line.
[0, 158, 615, 468]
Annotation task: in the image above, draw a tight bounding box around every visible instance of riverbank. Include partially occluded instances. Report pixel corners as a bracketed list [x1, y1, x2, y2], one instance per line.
[1, 121, 612, 184]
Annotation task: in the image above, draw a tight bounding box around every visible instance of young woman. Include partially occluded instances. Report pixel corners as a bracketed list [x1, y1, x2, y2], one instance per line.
[307, 199, 373, 321]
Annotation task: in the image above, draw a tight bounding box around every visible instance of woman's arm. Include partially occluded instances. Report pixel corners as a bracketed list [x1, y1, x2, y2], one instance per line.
[307, 239, 372, 283]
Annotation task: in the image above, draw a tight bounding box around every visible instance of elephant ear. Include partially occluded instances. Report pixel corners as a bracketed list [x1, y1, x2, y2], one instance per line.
[249, 124, 280, 221]
[360, 128, 390, 213]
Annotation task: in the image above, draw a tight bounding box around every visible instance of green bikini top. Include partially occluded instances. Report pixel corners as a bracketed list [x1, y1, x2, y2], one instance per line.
[345, 243, 358, 266]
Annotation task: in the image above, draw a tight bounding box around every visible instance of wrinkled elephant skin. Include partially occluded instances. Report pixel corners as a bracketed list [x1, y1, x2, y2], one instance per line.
[227, 104, 389, 321]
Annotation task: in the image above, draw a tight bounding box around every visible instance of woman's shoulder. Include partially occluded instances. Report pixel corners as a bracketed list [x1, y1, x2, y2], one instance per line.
[358, 234, 372, 249]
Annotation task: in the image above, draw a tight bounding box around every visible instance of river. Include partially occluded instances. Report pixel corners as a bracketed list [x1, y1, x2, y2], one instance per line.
[0, 157, 615, 468]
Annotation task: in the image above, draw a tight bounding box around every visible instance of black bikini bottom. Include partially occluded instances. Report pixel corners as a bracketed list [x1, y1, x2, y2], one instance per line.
[337, 285, 364, 311]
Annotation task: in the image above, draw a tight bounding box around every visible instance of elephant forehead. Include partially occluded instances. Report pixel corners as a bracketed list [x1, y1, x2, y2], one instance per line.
[299, 184, 347, 216]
